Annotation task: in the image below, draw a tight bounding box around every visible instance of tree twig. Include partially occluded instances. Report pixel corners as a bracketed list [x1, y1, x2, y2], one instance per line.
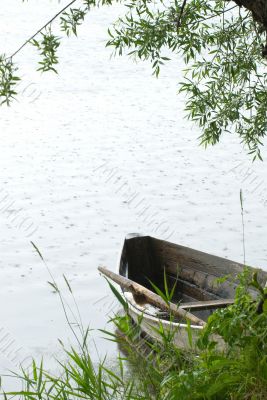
[8, 0, 78, 60]
[197, 5, 238, 24]
[177, 0, 187, 30]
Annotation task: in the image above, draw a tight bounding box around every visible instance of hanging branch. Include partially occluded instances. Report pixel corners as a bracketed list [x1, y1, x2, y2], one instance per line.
[197, 5, 238, 23]
[8, 0, 78, 60]
[176, 0, 187, 30]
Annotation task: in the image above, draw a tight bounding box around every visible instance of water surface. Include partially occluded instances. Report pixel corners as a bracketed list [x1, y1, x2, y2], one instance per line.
[0, 0, 266, 381]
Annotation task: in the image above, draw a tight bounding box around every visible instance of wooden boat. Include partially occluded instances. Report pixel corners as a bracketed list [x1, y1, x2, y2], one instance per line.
[99, 234, 267, 349]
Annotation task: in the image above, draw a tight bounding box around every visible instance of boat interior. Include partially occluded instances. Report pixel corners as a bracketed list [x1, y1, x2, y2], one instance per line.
[119, 235, 267, 322]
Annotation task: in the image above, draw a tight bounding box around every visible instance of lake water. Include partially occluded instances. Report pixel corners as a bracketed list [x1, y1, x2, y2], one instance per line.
[0, 0, 267, 386]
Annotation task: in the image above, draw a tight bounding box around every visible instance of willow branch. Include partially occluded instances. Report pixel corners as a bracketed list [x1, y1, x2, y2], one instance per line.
[177, 0, 187, 30]
[8, 0, 78, 60]
[198, 5, 238, 24]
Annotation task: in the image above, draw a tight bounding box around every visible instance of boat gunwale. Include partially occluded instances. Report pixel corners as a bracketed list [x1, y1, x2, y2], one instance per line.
[116, 234, 204, 330]
[116, 234, 267, 332]
[124, 291, 203, 330]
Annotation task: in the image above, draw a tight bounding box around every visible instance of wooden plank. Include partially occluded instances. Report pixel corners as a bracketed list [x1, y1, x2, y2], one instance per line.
[152, 238, 243, 277]
[150, 237, 267, 286]
[149, 237, 267, 299]
[167, 276, 220, 301]
[98, 266, 206, 327]
[180, 298, 235, 310]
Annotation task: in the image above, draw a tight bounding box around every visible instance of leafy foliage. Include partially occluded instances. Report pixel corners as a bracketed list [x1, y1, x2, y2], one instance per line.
[31, 27, 61, 73]
[160, 269, 267, 399]
[2, 0, 267, 157]
[60, 7, 87, 36]
[105, 1, 267, 159]
[0, 56, 20, 105]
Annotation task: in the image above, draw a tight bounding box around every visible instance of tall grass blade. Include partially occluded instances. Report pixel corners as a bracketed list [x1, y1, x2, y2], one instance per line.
[186, 319, 193, 348]
[148, 279, 169, 305]
[30, 241, 44, 261]
[104, 277, 128, 311]
[63, 274, 73, 293]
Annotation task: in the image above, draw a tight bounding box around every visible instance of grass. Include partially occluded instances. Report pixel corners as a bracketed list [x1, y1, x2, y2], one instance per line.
[1, 264, 267, 399]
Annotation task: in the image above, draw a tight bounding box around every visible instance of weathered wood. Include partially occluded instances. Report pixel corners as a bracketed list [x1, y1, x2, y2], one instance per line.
[150, 237, 267, 294]
[152, 238, 245, 277]
[180, 298, 235, 310]
[98, 266, 206, 327]
[125, 236, 160, 288]
[168, 276, 220, 301]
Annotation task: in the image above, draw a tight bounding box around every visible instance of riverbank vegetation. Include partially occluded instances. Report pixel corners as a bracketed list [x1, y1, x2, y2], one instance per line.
[2, 268, 267, 399]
